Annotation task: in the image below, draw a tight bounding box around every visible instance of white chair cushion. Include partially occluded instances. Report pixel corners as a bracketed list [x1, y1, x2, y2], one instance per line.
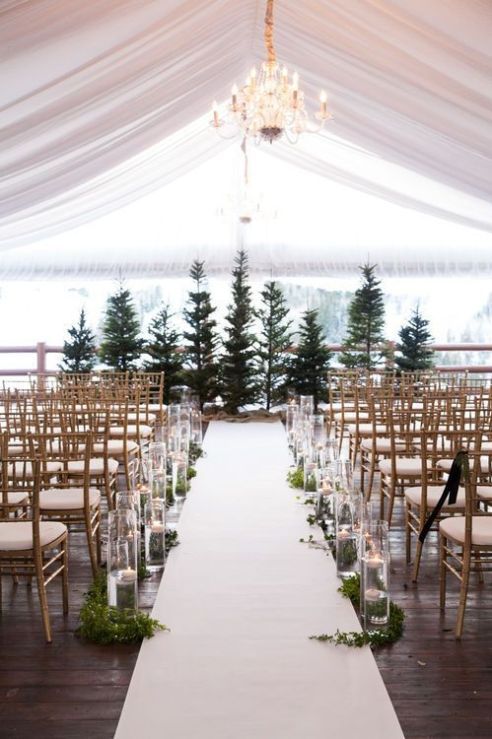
[40, 487, 101, 510]
[379, 457, 428, 476]
[405, 485, 465, 509]
[360, 438, 406, 453]
[127, 412, 156, 423]
[93, 440, 138, 455]
[67, 457, 119, 475]
[3, 492, 29, 506]
[0, 521, 66, 551]
[437, 456, 489, 472]
[109, 424, 152, 438]
[477, 485, 492, 501]
[440, 515, 492, 546]
[145, 404, 164, 413]
[347, 423, 386, 435]
[333, 412, 370, 423]
[8, 461, 62, 476]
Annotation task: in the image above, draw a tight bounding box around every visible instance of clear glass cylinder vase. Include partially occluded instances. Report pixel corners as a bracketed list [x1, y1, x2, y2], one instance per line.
[144, 499, 166, 570]
[362, 549, 390, 629]
[335, 491, 358, 579]
[107, 537, 138, 611]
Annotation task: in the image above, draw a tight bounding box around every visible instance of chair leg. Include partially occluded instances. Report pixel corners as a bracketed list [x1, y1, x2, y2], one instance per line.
[34, 553, 52, 643]
[412, 539, 424, 583]
[85, 511, 98, 578]
[366, 456, 376, 502]
[379, 476, 386, 520]
[61, 538, 69, 616]
[405, 503, 412, 564]
[439, 534, 447, 611]
[386, 482, 396, 527]
[456, 549, 472, 639]
[95, 509, 102, 565]
[475, 551, 485, 584]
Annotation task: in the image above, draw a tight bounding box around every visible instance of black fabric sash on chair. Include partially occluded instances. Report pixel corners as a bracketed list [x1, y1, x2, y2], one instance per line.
[418, 450, 467, 544]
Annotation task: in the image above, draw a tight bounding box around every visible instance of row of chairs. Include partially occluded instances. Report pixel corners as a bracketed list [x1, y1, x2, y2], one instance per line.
[329, 370, 492, 637]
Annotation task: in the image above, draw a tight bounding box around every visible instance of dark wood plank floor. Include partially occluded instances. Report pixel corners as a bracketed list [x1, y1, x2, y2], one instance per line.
[1, 481, 492, 738]
[375, 502, 492, 739]
[0, 526, 162, 739]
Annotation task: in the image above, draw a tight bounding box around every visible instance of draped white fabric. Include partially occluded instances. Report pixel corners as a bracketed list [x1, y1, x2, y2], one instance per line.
[1, 0, 491, 251]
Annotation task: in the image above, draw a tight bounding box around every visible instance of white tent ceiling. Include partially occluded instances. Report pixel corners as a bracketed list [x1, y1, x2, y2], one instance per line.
[1, 0, 491, 272]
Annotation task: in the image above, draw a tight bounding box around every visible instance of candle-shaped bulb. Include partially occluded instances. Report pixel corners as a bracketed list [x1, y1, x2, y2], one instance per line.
[319, 90, 327, 117]
[231, 83, 238, 109]
[250, 66, 257, 79]
[292, 72, 299, 90]
[212, 100, 219, 127]
[282, 65, 288, 80]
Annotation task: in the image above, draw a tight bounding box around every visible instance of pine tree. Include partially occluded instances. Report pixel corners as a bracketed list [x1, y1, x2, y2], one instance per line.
[221, 249, 258, 413]
[60, 309, 97, 373]
[340, 263, 385, 370]
[395, 306, 434, 371]
[99, 283, 143, 370]
[287, 309, 332, 410]
[256, 281, 293, 410]
[144, 305, 183, 404]
[182, 260, 220, 408]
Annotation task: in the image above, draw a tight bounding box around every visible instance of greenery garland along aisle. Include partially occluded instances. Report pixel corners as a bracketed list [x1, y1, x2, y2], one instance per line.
[77, 444, 203, 645]
[287, 470, 405, 649]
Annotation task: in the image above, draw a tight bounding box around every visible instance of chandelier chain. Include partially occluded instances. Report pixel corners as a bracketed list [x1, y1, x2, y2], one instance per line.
[264, 0, 276, 63]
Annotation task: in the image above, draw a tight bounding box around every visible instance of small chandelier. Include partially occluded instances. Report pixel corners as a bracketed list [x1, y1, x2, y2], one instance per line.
[211, 0, 332, 144]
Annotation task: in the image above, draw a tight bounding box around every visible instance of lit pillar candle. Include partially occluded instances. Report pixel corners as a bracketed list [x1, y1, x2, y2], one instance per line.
[120, 568, 137, 583]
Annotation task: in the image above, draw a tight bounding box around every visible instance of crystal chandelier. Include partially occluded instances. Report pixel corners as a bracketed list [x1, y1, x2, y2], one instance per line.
[211, 0, 331, 144]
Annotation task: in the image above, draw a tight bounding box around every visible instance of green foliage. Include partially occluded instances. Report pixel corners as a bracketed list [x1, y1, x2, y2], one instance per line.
[60, 309, 97, 373]
[144, 305, 183, 404]
[287, 309, 332, 410]
[99, 283, 144, 371]
[395, 306, 434, 371]
[309, 574, 405, 648]
[256, 281, 293, 410]
[340, 263, 385, 370]
[165, 528, 179, 552]
[287, 467, 304, 489]
[187, 466, 197, 480]
[77, 572, 167, 645]
[221, 250, 259, 412]
[189, 442, 203, 464]
[182, 260, 220, 408]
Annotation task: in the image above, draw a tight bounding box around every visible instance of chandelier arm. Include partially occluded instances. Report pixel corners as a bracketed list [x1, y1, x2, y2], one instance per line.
[264, 0, 276, 63]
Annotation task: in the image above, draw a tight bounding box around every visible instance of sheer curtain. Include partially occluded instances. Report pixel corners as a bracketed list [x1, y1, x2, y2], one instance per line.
[1, 0, 491, 249]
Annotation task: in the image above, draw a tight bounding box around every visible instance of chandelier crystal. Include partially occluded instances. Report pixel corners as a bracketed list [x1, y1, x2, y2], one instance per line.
[211, 0, 332, 144]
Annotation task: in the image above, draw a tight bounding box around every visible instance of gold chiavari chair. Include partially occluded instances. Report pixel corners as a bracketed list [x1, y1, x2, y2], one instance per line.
[439, 439, 492, 638]
[29, 431, 101, 577]
[0, 434, 68, 642]
[405, 427, 483, 582]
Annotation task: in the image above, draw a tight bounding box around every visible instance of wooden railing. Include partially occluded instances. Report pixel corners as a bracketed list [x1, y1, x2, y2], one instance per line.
[1, 342, 492, 381]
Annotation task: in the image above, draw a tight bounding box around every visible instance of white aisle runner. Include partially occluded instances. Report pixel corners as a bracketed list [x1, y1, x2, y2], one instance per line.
[115, 421, 403, 739]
